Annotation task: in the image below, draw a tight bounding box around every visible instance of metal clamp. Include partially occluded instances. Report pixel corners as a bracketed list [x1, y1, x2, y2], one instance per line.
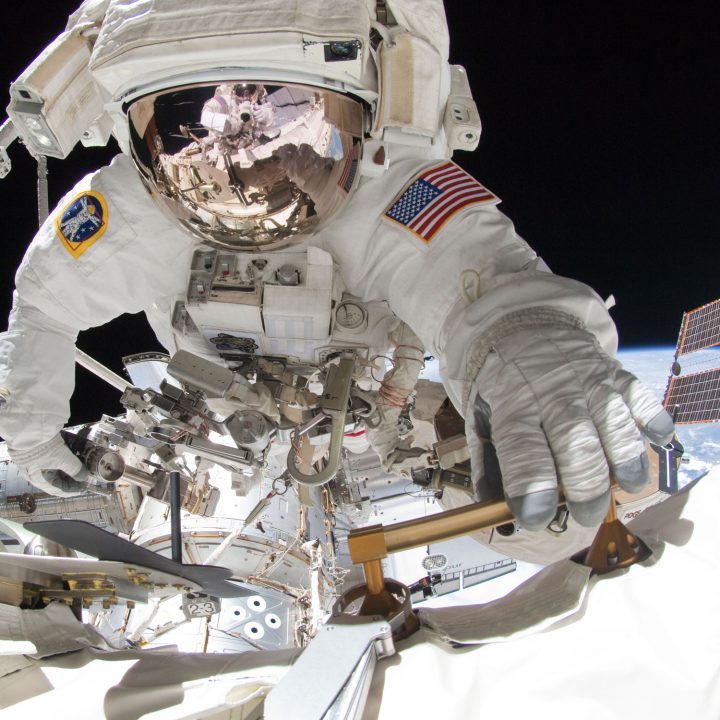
[334, 578, 417, 639]
[286, 357, 354, 486]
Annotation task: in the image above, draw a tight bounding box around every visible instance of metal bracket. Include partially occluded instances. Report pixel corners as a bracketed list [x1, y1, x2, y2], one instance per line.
[264, 615, 393, 720]
[652, 437, 685, 494]
[0, 118, 18, 178]
[179, 435, 253, 469]
[286, 357, 354, 486]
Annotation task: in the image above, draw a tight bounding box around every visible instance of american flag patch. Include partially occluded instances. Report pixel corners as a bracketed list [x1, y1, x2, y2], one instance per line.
[337, 142, 360, 193]
[384, 162, 498, 242]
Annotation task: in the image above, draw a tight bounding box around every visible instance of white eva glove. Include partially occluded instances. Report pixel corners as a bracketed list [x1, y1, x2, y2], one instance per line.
[252, 102, 274, 129]
[10, 434, 88, 498]
[471, 325, 675, 530]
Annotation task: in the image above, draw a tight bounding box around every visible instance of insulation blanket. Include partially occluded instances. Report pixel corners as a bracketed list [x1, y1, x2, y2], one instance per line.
[365, 466, 720, 719]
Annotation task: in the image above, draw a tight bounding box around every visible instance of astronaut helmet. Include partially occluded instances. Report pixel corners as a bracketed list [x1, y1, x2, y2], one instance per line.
[7, 1, 456, 250]
[231, 83, 265, 103]
[127, 80, 366, 251]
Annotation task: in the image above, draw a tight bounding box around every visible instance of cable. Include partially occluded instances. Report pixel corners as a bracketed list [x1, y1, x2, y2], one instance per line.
[377, 343, 425, 409]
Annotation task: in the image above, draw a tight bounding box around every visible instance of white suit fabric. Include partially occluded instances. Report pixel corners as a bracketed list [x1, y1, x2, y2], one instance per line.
[86, 0, 378, 102]
[0, 157, 195, 449]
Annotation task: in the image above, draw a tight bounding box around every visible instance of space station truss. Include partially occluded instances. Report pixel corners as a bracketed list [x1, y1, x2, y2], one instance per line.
[663, 296, 720, 424]
[674, 298, 720, 356]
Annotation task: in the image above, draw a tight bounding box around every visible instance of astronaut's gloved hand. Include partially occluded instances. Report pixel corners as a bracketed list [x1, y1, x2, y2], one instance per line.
[252, 102, 274, 129]
[472, 325, 675, 530]
[9, 434, 89, 498]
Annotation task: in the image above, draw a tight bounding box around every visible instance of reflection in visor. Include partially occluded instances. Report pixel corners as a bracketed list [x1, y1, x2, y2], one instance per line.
[128, 82, 364, 251]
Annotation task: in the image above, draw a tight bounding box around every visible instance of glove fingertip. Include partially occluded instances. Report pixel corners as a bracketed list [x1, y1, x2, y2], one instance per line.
[612, 452, 650, 494]
[567, 488, 612, 527]
[645, 409, 675, 446]
[507, 489, 558, 531]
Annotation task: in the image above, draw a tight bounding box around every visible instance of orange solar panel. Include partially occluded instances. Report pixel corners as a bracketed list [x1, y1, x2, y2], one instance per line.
[675, 298, 720, 356]
[663, 368, 720, 424]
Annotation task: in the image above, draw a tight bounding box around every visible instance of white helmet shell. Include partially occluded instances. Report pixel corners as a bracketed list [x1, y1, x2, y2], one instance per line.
[88, 0, 378, 101]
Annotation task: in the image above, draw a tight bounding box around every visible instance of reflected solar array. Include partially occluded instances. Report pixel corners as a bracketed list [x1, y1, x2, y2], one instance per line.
[663, 368, 720, 424]
[676, 299, 720, 355]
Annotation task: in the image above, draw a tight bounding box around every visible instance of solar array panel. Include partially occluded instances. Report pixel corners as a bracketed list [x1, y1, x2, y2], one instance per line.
[663, 368, 720, 424]
[676, 298, 720, 355]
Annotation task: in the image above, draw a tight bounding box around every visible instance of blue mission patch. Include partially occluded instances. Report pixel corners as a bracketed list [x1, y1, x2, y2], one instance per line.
[59, 194, 104, 243]
[55, 190, 109, 259]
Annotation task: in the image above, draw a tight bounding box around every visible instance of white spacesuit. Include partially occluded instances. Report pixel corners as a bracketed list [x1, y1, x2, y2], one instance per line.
[0, 0, 674, 566]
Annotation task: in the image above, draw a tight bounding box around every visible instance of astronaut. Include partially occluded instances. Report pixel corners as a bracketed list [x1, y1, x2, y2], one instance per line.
[0, 0, 674, 563]
[199, 82, 275, 149]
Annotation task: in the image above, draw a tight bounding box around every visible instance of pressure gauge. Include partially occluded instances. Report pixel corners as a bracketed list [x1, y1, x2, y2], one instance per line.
[335, 300, 367, 332]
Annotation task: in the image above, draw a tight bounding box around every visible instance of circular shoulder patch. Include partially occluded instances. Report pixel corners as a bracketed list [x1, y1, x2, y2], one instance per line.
[54, 190, 109, 259]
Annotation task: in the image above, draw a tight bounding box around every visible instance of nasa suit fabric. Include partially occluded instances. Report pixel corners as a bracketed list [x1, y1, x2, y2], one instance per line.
[0, 155, 195, 450]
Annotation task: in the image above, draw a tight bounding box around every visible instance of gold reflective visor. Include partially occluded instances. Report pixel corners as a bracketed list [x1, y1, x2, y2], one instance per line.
[128, 82, 365, 251]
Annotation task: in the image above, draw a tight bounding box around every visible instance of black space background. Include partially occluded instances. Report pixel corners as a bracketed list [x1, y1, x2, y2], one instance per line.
[0, 2, 717, 428]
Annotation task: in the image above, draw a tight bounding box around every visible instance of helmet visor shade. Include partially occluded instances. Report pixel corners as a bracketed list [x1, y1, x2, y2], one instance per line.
[128, 82, 364, 250]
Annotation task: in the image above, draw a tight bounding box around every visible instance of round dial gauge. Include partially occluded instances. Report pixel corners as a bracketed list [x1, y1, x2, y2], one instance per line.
[335, 300, 367, 331]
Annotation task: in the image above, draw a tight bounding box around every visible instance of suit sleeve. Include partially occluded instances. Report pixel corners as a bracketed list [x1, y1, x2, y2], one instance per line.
[323, 158, 618, 415]
[0, 155, 195, 451]
[0, 292, 79, 450]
